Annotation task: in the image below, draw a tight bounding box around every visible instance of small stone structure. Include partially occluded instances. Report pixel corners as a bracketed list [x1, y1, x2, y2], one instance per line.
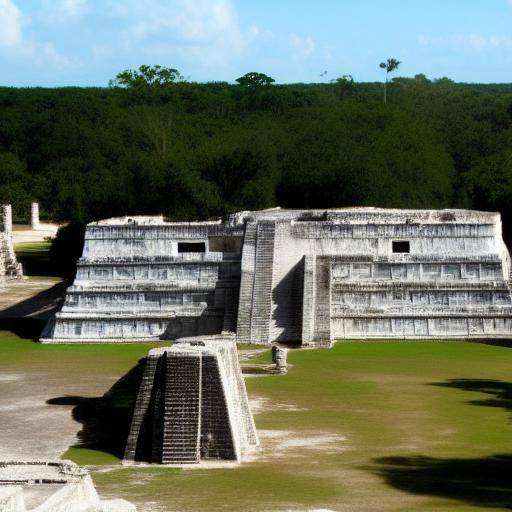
[124, 336, 258, 465]
[272, 345, 288, 373]
[41, 207, 512, 344]
[0, 204, 23, 281]
[0, 460, 135, 511]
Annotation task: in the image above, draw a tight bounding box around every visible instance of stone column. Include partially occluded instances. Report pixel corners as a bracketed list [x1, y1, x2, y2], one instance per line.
[1, 204, 13, 237]
[31, 202, 40, 230]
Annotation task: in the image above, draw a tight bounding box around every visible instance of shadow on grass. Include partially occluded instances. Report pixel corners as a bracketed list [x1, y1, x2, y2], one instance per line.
[15, 243, 54, 277]
[47, 358, 145, 459]
[430, 379, 512, 417]
[373, 454, 512, 509]
[372, 378, 512, 508]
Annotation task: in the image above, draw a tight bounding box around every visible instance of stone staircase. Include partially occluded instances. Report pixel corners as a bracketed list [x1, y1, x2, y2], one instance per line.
[236, 223, 257, 343]
[249, 221, 276, 344]
[161, 354, 201, 464]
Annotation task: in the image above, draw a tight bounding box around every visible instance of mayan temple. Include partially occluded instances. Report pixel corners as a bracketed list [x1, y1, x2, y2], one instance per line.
[41, 207, 512, 344]
[0, 204, 23, 281]
[124, 337, 258, 465]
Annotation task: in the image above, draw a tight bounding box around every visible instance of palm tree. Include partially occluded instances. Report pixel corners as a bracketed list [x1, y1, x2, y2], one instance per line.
[379, 58, 401, 104]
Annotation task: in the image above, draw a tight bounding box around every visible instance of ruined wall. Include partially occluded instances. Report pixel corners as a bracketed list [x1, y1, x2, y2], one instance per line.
[41, 207, 512, 345]
[295, 210, 512, 343]
[234, 208, 512, 344]
[0, 205, 23, 280]
[124, 337, 258, 465]
[41, 217, 243, 342]
[0, 461, 135, 511]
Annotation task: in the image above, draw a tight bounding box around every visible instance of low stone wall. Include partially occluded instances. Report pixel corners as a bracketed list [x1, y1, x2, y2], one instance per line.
[0, 461, 135, 512]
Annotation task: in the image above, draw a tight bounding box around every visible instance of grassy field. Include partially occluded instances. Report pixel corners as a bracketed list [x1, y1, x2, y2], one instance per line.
[0, 330, 511, 511]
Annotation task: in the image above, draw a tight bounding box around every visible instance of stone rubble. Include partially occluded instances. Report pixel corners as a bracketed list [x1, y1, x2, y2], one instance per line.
[0, 461, 135, 511]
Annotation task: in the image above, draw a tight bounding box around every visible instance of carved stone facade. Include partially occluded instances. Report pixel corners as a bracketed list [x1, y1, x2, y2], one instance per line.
[0, 205, 23, 281]
[41, 208, 512, 345]
[124, 336, 258, 465]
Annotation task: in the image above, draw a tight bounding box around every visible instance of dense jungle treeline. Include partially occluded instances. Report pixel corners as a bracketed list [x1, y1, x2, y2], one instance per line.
[1, 73, 512, 239]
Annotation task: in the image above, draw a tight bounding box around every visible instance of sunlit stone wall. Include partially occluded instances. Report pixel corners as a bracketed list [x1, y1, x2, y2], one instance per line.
[42, 207, 512, 344]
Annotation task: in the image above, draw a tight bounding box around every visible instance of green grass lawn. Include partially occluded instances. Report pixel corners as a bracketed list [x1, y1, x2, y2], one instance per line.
[0, 332, 511, 511]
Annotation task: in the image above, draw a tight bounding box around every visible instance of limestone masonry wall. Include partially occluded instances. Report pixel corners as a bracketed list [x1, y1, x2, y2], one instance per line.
[41, 207, 512, 344]
[0, 205, 23, 281]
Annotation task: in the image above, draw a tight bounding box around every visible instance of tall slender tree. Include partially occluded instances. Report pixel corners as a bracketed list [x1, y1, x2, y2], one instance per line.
[379, 58, 401, 104]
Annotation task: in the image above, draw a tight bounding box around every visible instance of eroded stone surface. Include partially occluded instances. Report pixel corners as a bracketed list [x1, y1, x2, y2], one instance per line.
[124, 336, 258, 465]
[41, 207, 512, 344]
[0, 461, 135, 511]
[0, 205, 23, 281]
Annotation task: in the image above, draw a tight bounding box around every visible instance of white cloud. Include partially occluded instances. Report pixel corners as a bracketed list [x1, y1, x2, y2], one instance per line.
[0, 0, 80, 71]
[418, 33, 512, 51]
[108, 0, 258, 66]
[290, 34, 315, 61]
[0, 0, 22, 47]
[41, 0, 89, 22]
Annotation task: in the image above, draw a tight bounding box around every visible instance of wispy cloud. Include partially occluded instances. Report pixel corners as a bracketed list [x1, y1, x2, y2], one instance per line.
[41, 0, 89, 22]
[0, 0, 81, 71]
[290, 34, 315, 61]
[0, 0, 22, 47]
[107, 0, 259, 67]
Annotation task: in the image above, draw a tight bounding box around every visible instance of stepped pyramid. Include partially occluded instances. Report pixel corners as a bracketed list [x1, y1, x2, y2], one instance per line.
[124, 337, 258, 465]
[0, 204, 22, 280]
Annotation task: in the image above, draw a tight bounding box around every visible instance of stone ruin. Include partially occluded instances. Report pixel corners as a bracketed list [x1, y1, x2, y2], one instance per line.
[41, 207, 512, 344]
[0, 460, 135, 511]
[272, 345, 288, 374]
[123, 336, 258, 465]
[0, 204, 23, 282]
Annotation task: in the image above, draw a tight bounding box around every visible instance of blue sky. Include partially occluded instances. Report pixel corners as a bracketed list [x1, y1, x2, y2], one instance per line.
[1, 0, 511, 86]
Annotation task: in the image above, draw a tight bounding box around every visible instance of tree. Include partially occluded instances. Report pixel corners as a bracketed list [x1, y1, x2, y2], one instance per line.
[0, 151, 30, 214]
[110, 65, 183, 88]
[332, 74, 355, 100]
[379, 58, 401, 104]
[467, 149, 512, 242]
[235, 72, 275, 87]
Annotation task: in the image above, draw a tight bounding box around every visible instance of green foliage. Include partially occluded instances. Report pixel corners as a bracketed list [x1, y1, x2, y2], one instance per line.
[0, 151, 30, 217]
[468, 150, 512, 210]
[277, 103, 453, 209]
[0, 76, 511, 238]
[380, 58, 401, 74]
[110, 65, 183, 88]
[333, 74, 355, 100]
[235, 72, 275, 87]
